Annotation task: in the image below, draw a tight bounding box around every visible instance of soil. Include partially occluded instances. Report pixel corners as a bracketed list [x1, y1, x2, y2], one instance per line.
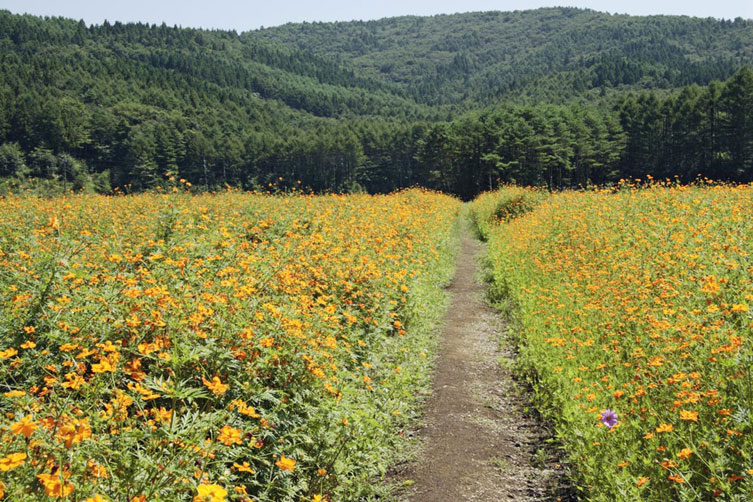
[395, 222, 568, 501]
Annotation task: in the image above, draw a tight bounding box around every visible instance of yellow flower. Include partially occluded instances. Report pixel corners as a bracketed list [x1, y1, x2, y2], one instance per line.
[677, 448, 693, 460]
[636, 476, 649, 487]
[275, 455, 296, 472]
[229, 400, 260, 418]
[86, 495, 108, 502]
[0, 480, 5, 499]
[193, 484, 227, 502]
[62, 372, 85, 390]
[202, 376, 228, 396]
[3, 390, 25, 398]
[0, 348, 18, 359]
[0, 452, 26, 471]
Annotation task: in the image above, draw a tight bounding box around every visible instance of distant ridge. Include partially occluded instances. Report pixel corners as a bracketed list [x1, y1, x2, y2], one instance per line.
[252, 7, 753, 105]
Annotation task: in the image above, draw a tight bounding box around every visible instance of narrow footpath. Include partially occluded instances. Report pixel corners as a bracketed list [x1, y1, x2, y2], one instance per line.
[403, 222, 561, 501]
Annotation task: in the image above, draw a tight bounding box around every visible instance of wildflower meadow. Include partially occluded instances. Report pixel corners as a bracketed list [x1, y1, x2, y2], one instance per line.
[0, 188, 459, 501]
[473, 184, 753, 501]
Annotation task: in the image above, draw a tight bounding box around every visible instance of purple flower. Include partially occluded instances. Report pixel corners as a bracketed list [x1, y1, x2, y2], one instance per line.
[600, 409, 618, 428]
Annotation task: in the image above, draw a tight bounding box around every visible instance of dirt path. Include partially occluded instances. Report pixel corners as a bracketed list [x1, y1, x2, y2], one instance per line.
[401, 220, 562, 501]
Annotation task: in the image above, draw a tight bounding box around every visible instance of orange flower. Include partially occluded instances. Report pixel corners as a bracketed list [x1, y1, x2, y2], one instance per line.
[202, 376, 228, 396]
[655, 423, 674, 433]
[58, 417, 92, 448]
[677, 448, 693, 460]
[91, 359, 115, 373]
[87, 461, 109, 479]
[636, 476, 649, 487]
[10, 415, 38, 437]
[679, 410, 698, 422]
[216, 425, 242, 446]
[0, 452, 26, 471]
[259, 337, 274, 348]
[275, 455, 296, 472]
[232, 462, 254, 473]
[36, 473, 74, 498]
[668, 473, 685, 484]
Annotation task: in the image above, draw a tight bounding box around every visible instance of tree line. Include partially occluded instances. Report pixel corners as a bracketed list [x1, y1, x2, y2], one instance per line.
[414, 67, 753, 198]
[1, 67, 752, 198]
[3, 67, 751, 198]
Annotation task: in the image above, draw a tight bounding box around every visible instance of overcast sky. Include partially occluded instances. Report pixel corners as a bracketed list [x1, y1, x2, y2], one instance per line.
[0, 0, 751, 32]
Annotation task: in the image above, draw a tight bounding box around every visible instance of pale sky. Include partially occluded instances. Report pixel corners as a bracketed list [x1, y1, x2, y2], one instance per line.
[0, 0, 750, 32]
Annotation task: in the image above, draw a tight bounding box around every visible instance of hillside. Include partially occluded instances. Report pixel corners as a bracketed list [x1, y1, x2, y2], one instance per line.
[0, 10, 446, 192]
[255, 8, 753, 105]
[0, 7, 752, 196]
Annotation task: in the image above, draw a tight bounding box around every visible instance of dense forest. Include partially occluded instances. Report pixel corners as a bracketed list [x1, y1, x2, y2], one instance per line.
[416, 67, 753, 198]
[0, 8, 752, 197]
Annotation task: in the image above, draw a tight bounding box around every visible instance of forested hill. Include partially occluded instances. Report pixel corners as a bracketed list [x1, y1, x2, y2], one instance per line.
[255, 8, 753, 105]
[0, 8, 752, 197]
[0, 9, 437, 193]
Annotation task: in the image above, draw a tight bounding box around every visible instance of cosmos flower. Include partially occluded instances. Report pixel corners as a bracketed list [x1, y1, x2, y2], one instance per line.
[10, 415, 38, 438]
[600, 409, 618, 428]
[37, 473, 74, 498]
[202, 376, 228, 396]
[275, 455, 297, 472]
[216, 425, 242, 446]
[0, 452, 26, 471]
[193, 484, 227, 502]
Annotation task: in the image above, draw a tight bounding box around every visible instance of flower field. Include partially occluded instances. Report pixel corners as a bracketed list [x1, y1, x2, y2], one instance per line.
[0, 189, 460, 501]
[472, 184, 753, 501]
